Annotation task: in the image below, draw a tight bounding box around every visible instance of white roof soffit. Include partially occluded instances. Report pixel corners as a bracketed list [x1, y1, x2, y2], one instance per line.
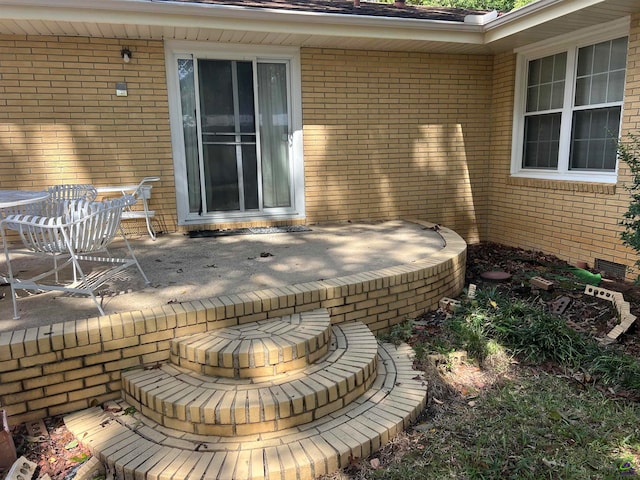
[0, 0, 635, 53]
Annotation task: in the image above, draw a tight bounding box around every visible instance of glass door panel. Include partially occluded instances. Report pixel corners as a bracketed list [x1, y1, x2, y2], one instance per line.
[198, 60, 256, 212]
[258, 63, 291, 208]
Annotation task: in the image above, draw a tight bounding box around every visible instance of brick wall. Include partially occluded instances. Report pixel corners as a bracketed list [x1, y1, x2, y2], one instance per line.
[1, 39, 494, 241]
[0, 35, 177, 236]
[0, 223, 466, 425]
[486, 13, 640, 278]
[300, 48, 493, 244]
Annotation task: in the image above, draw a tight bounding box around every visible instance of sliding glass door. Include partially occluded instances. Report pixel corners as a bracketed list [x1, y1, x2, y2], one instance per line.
[171, 45, 302, 223]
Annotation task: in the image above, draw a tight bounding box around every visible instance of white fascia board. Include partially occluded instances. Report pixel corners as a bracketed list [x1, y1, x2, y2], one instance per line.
[482, 0, 606, 44]
[0, 0, 485, 44]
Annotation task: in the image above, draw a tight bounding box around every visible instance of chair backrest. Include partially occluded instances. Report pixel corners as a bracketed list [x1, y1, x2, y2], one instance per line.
[6, 195, 135, 255]
[47, 184, 98, 202]
[65, 195, 135, 253]
[44, 184, 98, 217]
[132, 176, 160, 200]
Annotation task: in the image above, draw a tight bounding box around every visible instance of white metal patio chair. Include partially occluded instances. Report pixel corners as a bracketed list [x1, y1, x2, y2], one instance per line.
[97, 176, 160, 239]
[0, 194, 150, 319]
[42, 184, 100, 281]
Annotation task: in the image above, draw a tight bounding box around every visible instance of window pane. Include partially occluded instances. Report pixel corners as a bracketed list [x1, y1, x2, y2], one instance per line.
[607, 70, 625, 102]
[199, 60, 234, 134]
[528, 59, 541, 85]
[604, 140, 618, 170]
[576, 38, 628, 106]
[177, 59, 202, 214]
[526, 53, 566, 113]
[526, 86, 539, 113]
[551, 80, 565, 109]
[258, 63, 292, 208]
[574, 77, 590, 106]
[242, 144, 258, 210]
[203, 144, 240, 211]
[590, 73, 608, 104]
[540, 56, 555, 83]
[523, 113, 561, 169]
[577, 44, 593, 76]
[570, 107, 620, 170]
[539, 84, 552, 110]
[237, 62, 256, 134]
[554, 53, 567, 79]
[610, 37, 628, 70]
[593, 41, 611, 73]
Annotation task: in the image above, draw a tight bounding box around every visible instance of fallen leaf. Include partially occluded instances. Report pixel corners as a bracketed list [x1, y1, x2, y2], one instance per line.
[370, 458, 381, 469]
[70, 453, 89, 463]
[65, 439, 78, 449]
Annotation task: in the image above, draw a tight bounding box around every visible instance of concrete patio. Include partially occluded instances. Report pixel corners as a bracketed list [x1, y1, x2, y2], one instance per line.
[0, 219, 447, 332]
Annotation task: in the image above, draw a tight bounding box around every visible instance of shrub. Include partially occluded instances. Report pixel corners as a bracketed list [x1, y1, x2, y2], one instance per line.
[619, 133, 640, 280]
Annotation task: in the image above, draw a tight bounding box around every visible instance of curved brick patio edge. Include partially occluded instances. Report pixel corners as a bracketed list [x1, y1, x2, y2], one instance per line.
[0, 220, 466, 425]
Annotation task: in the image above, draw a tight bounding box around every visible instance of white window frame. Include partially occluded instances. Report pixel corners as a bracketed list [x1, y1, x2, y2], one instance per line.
[164, 40, 305, 225]
[510, 18, 630, 184]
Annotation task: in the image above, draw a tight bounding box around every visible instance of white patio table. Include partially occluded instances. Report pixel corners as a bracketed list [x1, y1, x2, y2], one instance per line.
[0, 189, 49, 214]
[0, 189, 50, 283]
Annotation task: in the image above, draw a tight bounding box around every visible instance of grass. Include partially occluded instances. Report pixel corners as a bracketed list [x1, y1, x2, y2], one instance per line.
[329, 286, 640, 480]
[438, 288, 640, 392]
[369, 370, 640, 480]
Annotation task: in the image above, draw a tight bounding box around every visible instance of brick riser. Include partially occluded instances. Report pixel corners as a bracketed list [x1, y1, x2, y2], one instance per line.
[64, 342, 427, 480]
[121, 322, 378, 436]
[169, 310, 333, 379]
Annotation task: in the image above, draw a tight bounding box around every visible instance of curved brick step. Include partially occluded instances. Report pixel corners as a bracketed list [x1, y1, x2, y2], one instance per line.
[170, 309, 332, 379]
[122, 322, 378, 436]
[64, 342, 427, 480]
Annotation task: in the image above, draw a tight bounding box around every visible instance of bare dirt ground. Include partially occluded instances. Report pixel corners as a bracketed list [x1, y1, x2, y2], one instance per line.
[4, 242, 639, 480]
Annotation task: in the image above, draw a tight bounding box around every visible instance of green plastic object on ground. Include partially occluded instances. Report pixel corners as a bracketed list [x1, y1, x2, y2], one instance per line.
[566, 267, 602, 286]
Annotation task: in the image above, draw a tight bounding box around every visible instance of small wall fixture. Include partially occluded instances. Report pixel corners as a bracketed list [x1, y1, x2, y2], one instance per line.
[121, 48, 132, 63]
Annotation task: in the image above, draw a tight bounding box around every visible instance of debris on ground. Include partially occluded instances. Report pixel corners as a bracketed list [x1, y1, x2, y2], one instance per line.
[4, 415, 94, 480]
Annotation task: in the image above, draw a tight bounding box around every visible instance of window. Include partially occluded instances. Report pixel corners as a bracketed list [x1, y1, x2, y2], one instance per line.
[511, 22, 628, 183]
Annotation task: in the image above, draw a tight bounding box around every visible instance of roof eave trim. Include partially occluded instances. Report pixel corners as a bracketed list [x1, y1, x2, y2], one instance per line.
[0, 0, 487, 44]
[483, 0, 606, 44]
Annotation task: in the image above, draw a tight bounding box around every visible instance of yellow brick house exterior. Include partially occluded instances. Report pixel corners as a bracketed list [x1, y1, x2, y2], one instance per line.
[0, 0, 638, 277]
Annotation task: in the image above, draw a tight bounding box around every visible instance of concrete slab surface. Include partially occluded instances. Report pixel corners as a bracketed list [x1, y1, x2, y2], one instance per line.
[0, 219, 444, 332]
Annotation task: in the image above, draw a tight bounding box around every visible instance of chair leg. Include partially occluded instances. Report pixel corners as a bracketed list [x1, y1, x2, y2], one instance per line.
[1, 228, 21, 320]
[65, 243, 106, 317]
[142, 197, 156, 240]
[145, 215, 156, 240]
[119, 227, 150, 285]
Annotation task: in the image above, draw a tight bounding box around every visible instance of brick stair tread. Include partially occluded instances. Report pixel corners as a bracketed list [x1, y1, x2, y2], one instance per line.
[170, 309, 332, 378]
[122, 322, 378, 435]
[64, 342, 427, 480]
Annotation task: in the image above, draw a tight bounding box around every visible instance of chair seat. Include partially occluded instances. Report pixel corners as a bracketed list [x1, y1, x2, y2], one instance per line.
[121, 210, 155, 219]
